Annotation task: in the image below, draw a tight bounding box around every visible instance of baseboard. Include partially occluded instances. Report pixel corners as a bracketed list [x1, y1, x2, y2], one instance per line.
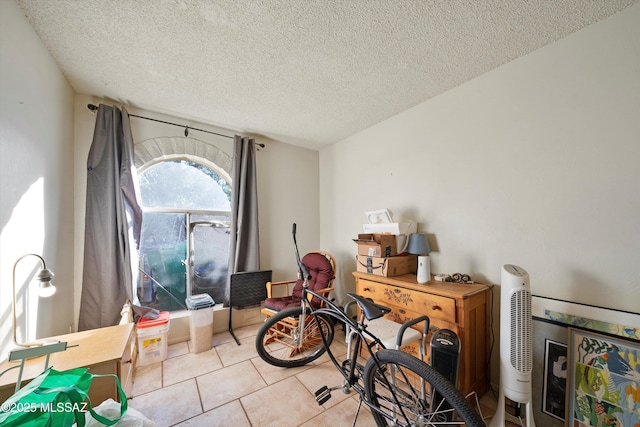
[166, 305, 265, 345]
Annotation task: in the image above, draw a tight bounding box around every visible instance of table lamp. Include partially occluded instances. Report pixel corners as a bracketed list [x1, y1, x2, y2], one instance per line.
[12, 254, 56, 347]
[408, 233, 431, 284]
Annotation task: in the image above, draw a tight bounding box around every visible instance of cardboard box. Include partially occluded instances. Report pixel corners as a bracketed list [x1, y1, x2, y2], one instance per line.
[362, 223, 417, 253]
[353, 233, 397, 257]
[356, 255, 417, 277]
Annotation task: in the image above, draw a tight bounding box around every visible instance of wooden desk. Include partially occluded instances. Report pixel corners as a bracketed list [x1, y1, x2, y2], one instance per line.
[0, 323, 135, 404]
[353, 272, 491, 396]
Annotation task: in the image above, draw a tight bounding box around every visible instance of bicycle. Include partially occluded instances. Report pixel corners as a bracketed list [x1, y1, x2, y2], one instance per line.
[255, 224, 486, 427]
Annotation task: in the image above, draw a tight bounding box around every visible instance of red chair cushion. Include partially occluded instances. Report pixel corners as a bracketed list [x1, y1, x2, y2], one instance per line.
[264, 252, 334, 312]
[263, 295, 301, 312]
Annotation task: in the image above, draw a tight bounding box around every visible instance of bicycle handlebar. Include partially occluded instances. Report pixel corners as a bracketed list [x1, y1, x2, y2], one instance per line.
[292, 223, 311, 280]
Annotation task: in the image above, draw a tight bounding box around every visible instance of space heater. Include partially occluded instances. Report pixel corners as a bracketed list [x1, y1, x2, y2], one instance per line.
[430, 329, 461, 422]
[490, 264, 535, 427]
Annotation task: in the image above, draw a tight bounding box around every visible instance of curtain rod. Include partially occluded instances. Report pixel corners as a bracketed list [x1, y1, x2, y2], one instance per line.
[87, 104, 265, 147]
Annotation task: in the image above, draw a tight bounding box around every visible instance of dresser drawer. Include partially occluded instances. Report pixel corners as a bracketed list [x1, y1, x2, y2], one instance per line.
[358, 279, 456, 323]
[385, 307, 458, 334]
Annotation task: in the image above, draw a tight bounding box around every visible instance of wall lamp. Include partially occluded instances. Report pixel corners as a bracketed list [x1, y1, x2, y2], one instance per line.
[12, 254, 56, 348]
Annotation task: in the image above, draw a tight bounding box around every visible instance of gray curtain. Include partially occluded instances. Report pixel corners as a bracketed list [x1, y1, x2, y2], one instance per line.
[78, 104, 142, 330]
[225, 136, 260, 305]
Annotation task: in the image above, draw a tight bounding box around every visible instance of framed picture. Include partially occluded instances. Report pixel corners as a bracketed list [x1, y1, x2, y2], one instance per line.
[567, 328, 640, 426]
[532, 296, 639, 341]
[532, 318, 567, 426]
[542, 339, 567, 421]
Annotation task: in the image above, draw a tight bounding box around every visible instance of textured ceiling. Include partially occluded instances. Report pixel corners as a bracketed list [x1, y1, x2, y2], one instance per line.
[16, 0, 639, 150]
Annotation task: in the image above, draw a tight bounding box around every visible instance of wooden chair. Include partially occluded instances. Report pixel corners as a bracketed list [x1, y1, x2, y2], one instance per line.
[261, 251, 336, 356]
[262, 251, 336, 317]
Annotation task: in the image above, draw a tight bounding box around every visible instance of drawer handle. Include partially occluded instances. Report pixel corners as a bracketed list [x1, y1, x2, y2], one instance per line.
[431, 305, 441, 311]
[399, 309, 406, 314]
[394, 289, 401, 294]
[363, 287, 371, 292]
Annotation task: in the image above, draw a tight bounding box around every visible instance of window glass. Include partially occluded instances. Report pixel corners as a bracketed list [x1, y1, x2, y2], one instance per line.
[139, 160, 231, 210]
[138, 160, 231, 311]
[139, 212, 187, 310]
[190, 215, 230, 304]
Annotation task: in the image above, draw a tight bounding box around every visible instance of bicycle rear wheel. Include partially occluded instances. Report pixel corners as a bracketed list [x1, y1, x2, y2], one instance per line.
[255, 306, 334, 368]
[364, 349, 485, 427]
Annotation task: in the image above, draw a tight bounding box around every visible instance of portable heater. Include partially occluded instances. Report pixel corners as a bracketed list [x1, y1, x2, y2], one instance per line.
[430, 328, 461, 422]
[490, 264, 535, 427]
[430, 328, 460, 386]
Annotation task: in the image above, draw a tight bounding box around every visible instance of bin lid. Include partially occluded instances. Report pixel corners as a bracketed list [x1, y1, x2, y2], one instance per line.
[137, 311, 170, 328]
[186, 294, 215, 310]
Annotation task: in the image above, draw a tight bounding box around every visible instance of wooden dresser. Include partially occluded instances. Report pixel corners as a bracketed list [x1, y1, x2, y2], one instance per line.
[353, 272, 491, 396]
[0, 323, 136, 404]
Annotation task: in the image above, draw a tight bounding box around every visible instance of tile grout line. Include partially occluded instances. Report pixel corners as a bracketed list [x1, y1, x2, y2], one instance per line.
[194, 374, 205, 422]
[237, 398, 255, 427]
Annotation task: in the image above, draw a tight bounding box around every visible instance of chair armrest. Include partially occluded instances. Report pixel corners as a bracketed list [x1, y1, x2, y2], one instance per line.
[307, 287, 334, 305]
[314, 287, 334, 296]
[266, 280, 296, 298]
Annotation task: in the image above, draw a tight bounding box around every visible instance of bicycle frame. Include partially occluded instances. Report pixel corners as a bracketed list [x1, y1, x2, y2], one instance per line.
[296, 280, 428, 425]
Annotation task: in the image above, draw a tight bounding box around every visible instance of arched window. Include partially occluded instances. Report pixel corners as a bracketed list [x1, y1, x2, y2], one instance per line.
[135, 137, 232, 311]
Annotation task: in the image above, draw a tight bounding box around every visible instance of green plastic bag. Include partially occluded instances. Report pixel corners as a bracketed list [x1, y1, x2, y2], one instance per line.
[0, 367, 127, 427]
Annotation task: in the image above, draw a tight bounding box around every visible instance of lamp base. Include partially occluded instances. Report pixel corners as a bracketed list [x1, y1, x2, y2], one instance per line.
[417, 255, 431, 283]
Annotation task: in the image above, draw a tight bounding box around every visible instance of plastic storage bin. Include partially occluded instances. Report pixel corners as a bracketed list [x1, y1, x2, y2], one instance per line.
[136, 311, 170, 366]
[186, 294, 215, 353]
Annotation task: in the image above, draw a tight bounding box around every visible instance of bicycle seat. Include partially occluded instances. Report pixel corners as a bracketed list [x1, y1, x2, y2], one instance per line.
[347, 293, 391, 320]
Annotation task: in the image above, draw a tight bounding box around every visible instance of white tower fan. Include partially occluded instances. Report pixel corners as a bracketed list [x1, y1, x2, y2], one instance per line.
[490, 264, 535, 427]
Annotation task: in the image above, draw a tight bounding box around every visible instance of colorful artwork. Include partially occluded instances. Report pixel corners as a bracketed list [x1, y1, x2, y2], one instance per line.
[568, 328, 640, 427]
[546, 310, 639, 341]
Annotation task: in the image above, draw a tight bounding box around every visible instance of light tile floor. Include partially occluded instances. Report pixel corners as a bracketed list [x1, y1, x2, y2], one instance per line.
[129, 323, 511, 426]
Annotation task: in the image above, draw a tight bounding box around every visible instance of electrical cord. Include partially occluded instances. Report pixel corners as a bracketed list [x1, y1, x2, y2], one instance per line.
[488, 284, 495, 396]
[465, 391, 485, 423]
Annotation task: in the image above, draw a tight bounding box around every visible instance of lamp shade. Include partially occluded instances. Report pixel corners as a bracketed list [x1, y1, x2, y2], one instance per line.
[407, 233, 430, 255]
[36, 267, 56, 297]
[12, 254, 56, 347]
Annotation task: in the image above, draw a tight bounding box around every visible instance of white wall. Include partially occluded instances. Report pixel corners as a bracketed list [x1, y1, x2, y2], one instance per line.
[320, 5, 640, 383]
[0, 0, 75, 358]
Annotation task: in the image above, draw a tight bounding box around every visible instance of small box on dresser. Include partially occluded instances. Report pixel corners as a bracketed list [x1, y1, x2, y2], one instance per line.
[355, 254, 417, 277]
[354, 233, 397, 257]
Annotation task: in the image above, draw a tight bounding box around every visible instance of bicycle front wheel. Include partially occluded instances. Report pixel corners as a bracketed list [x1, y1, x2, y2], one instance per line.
[364, 349, 485, 427]
[255, 306, 334, 368]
